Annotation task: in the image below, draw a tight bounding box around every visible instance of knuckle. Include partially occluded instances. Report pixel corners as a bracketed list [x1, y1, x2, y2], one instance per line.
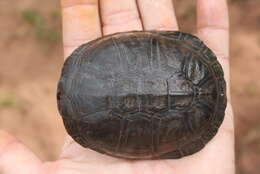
[149, 23, 176, 30]
[61, 0, 98, 8]
[102, 9, 141, 27]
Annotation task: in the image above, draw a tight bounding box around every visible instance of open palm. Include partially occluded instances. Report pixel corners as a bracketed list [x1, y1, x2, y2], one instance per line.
[0, 0, 234, 174]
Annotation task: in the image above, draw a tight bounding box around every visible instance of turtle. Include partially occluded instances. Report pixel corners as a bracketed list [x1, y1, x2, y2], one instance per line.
[57, 31, 227, 159]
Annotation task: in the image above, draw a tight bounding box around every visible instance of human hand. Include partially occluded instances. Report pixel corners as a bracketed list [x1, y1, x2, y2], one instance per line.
[0, 0, 234, 173]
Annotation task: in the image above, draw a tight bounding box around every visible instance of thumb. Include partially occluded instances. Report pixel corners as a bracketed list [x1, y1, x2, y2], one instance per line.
[0, 130, 43, 174]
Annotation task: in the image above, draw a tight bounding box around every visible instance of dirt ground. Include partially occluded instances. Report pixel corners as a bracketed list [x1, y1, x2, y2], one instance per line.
[0, 0, 259, 173]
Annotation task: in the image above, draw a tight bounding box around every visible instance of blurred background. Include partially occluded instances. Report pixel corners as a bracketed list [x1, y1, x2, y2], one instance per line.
[0, 0, 259, 173]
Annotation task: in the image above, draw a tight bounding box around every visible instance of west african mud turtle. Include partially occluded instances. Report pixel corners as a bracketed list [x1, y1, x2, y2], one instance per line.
[57, 31, 227, 159]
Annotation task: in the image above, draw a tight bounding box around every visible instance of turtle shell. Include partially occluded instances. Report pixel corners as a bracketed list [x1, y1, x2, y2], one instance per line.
[57, 31, 227, 159]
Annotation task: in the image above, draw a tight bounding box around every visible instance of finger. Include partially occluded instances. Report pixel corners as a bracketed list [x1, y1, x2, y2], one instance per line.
[0, 130, 42, 174]
[197, 0, 229, 58]
[100, 0, 143, 35]
[196, 0, 230, 96]
[196, 2, 233, 163]
[137, 0, 178, 30]
[61, 0, 102, 57]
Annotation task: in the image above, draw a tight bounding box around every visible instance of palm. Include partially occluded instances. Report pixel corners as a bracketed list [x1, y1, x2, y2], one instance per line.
[54, 121, 234, 174]
[0, 0, 234, 174]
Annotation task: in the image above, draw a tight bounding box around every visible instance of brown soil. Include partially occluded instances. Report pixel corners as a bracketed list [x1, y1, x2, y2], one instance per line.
[0, 0, 260, 173]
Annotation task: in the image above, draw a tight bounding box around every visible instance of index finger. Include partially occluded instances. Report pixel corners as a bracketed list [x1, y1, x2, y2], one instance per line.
[61, 0, 102, 57]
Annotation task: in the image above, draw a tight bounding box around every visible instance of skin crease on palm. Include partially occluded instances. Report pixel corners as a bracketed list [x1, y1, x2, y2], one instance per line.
[0, 0, 235, 174]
